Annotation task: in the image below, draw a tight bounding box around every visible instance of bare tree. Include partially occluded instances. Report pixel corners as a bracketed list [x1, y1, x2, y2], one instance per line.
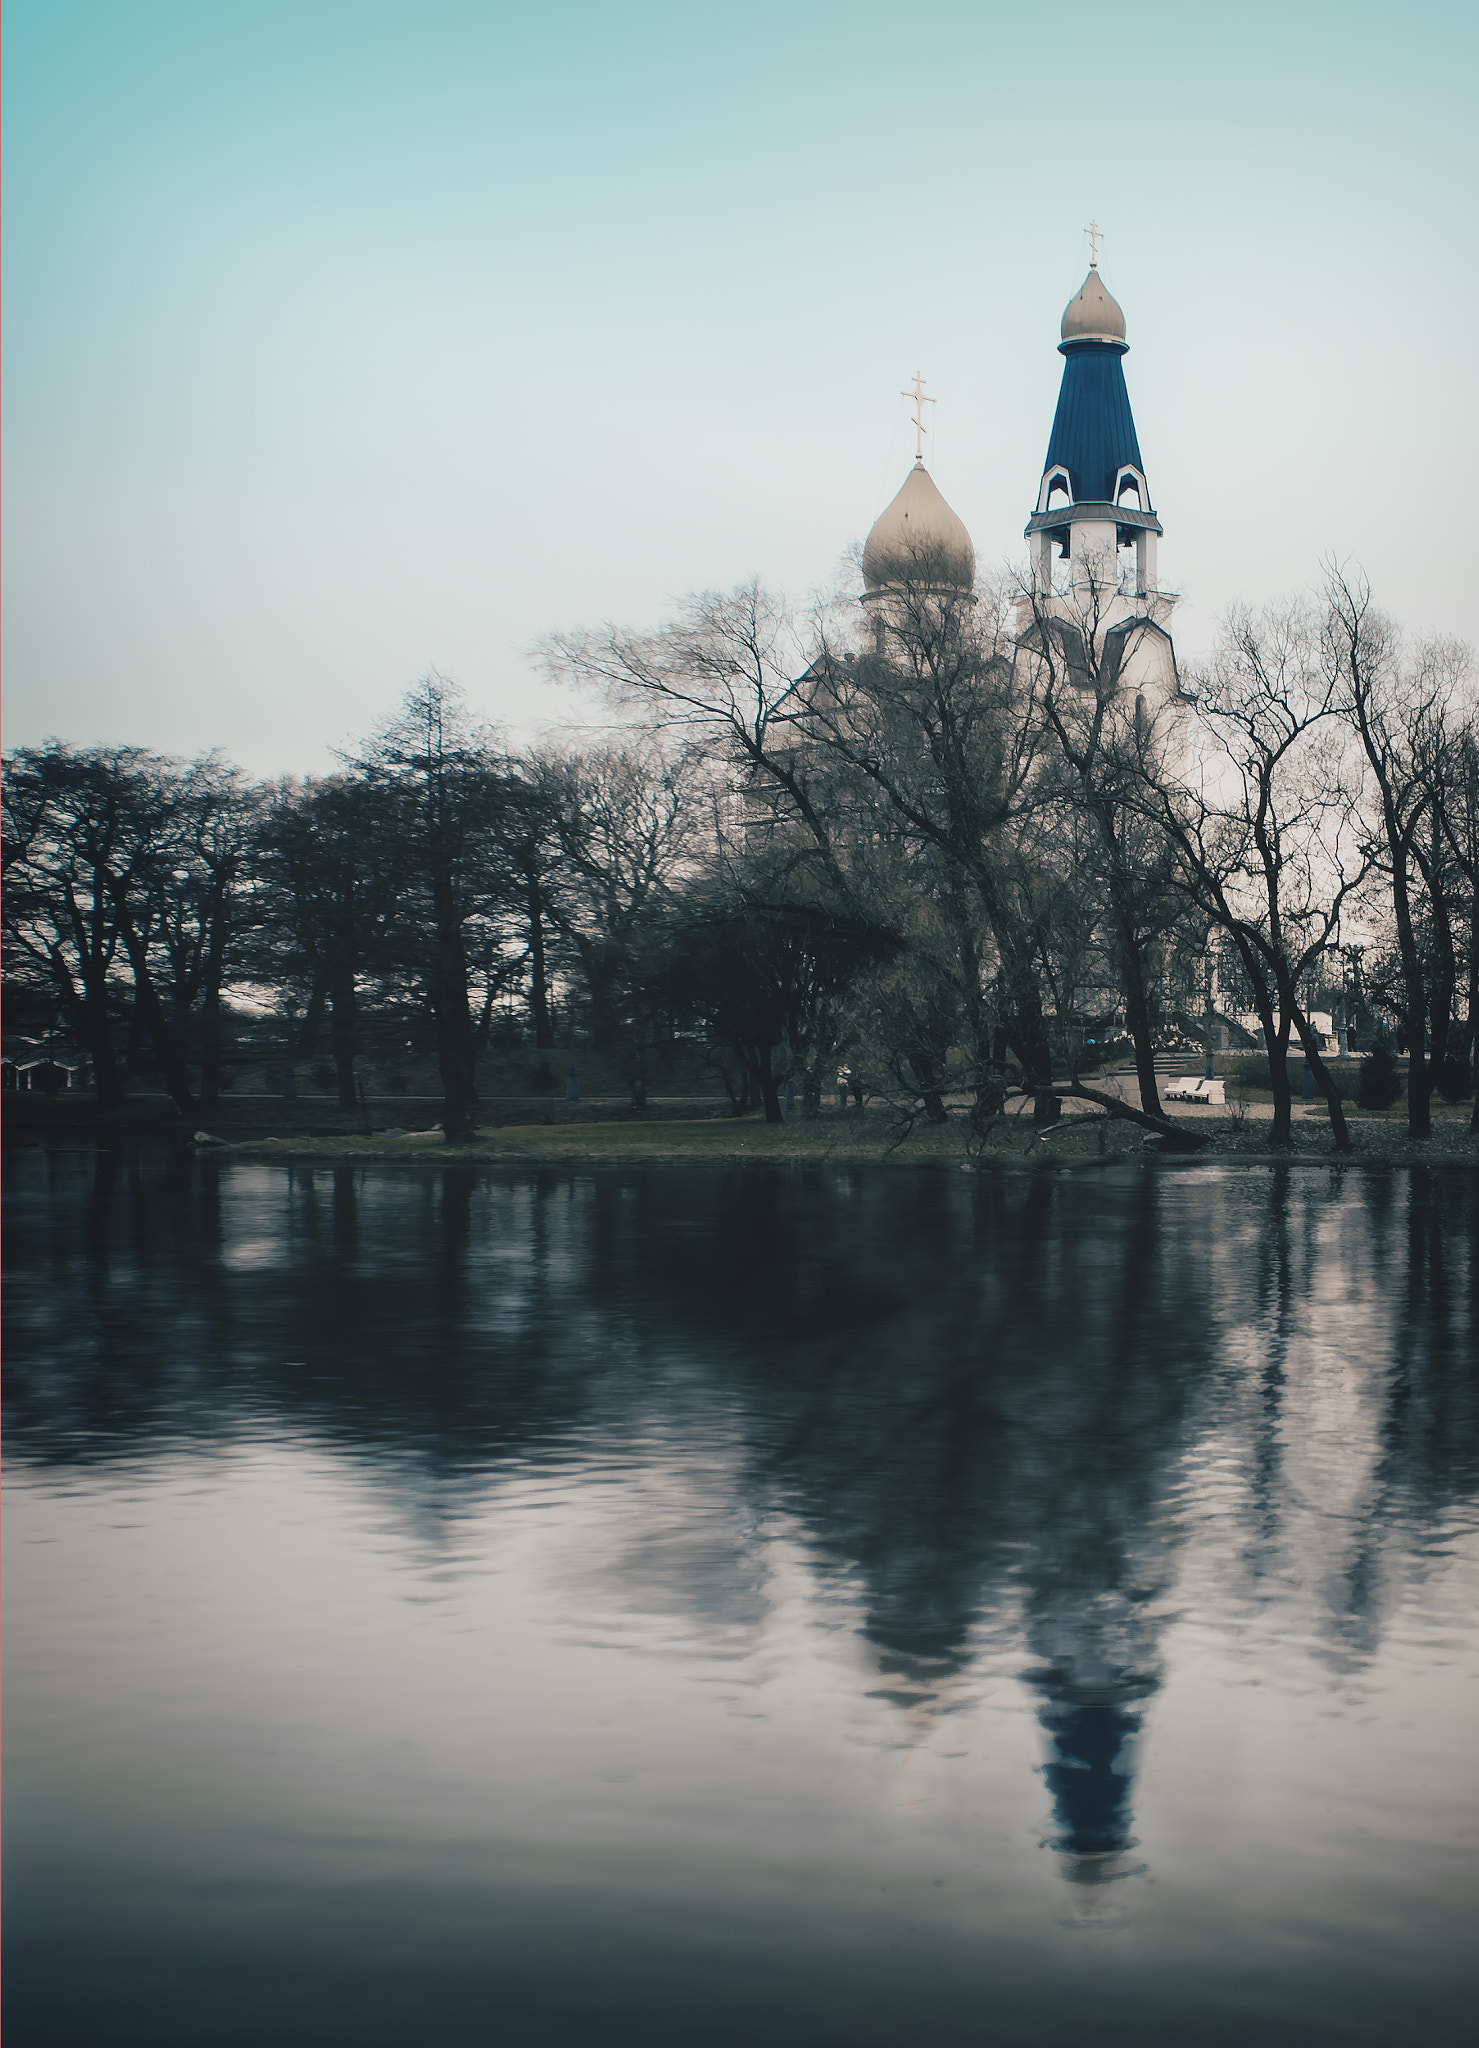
[1438, 719, 1479, 1129]
[1013, 565, 1188, 1120]
[539, 581, 836, 855]
[803, 550, 1208, 1145]
[253, 773, 404, 1108]
[540, 579, 901, 1113]
[543, 560, 1206, 1143]
[3, 744, 258, 1116]
[493, 763, 563, 1049]
[527, 739, 701, 1084]
[3, 744, 153, 1108]
[653, 864, 896, 1125]
[1327, 566, 1474, 1138]
[1139, 599, 1369, 1148]
[802, 557, 1065, 1127]
[154, 753, 257, 1110]
[353, 674, 507, 1142]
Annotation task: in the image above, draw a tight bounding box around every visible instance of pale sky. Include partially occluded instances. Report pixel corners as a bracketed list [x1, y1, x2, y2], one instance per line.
[4, 0, 1476, 776]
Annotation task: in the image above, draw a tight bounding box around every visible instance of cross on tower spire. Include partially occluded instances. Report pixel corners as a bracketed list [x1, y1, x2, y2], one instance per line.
[1086, 218, 1103, 268]
[901, 371, 936, 463]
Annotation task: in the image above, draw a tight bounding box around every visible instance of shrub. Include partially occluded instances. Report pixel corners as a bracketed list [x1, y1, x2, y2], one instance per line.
[1323, 1061, 1361, 1104]
[528, 1060, 558, 1095]
[1229, 1050, 1359, 1102]
[1435, 1052, 1473, 1102]
[1358, 1031, 1403, 1111]
[1076, 1034, 1132, 1077]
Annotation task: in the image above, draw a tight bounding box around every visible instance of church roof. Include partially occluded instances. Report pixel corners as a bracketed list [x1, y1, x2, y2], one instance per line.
[862, 461, 976, 594]
[1060, 266, 1127, 347]
[1041, 341, 1148, 509]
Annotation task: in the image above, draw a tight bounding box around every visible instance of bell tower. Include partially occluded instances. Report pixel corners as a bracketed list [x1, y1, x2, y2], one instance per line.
[1021, 235, 1177, 700]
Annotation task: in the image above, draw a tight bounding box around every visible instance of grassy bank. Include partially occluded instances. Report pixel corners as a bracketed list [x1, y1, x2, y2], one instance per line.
[8, 1093, 1476, 1167]
[221, 1108, 1477, 1169]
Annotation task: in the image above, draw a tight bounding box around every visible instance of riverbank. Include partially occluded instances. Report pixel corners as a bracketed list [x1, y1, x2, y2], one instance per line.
[197, 1111, 1479, 1168]
[8, 1094, 1476, 1166]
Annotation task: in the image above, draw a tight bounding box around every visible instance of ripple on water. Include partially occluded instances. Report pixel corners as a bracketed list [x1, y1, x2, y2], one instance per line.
[3, 1152, 1477, 2045]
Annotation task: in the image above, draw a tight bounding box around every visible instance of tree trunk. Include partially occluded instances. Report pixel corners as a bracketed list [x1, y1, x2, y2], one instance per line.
[1122, 947, 1163, 1119]
[1291, 1004, 1351, 1152]
[968, 1017, 1011, 1135]
[1421, 811, 1457, 1089]
[1382, 818, 1431, 1138]
[1097, 835, 1164, 1121]
[1404, 989, 1430, 1139]
[123, 997, 148, 1081]
[434, 997, 474, 1140]
[628, 1039, 648, 1110]
[1000, 957, 1060, 1125]
[801, 1059, 823, 1120]
[111, 903, 194, 1118]
[907, 1053, 948, 1123]
[1467, 931, 1479, 1134]
[756, 1044, 783, 1125]
[198, 890, 228, 1111]
[431, 890, 475, 1142]
[297, 977, 327, 1061]
[1005, 997, 1059, 1125]
[330, 976, 358, 1109]
[528, 869, 553, 1049]
[198, 984, 221, 1109]
[574, 938, 623, 1049]
[64, 962, 125, 1110]
[969, 871, 1058, 1124]
[1057, 1079, 1207, 1150]
[138, 995, 194, 1117]
[958, 945, 1003, 1135]
[1261, 1012, 1293, 1148]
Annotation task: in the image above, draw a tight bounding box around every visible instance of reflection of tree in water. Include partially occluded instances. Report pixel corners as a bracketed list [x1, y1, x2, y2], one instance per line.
[6, 1146, 1479, 1890]
[1207, 1163, 1479, 1684]
[1328, 1167, 1479, 1659]
[889, 1174, 1184, 1885]
[623, 1166, 1206, 1888]
[1, 1150, 620, 1488]
[1385, 1169, 1479, 1503]
[3, 1143, 232, 1449]
[1012, 1173, 1190, 1889]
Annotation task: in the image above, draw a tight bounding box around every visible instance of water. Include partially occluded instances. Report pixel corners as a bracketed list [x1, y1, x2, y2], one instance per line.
[4, 1146, 1477, 2047]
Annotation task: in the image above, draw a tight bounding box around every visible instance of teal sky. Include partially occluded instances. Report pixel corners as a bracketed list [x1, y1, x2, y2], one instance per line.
[5, 0, 1477, 772]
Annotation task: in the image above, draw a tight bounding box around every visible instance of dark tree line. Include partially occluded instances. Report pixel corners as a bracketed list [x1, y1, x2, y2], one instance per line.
[3, 748, 252, 1113]
[3, 677, 705, 1140]
[5, 565, 1477, 1146]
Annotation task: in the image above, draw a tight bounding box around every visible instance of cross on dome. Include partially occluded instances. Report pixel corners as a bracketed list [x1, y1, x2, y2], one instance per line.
[1086, 218, 1103, 268]
[900, 371, 936, 463]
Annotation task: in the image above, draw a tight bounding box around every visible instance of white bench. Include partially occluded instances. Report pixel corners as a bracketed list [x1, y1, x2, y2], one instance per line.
[1162, 1076, 1225, 1105]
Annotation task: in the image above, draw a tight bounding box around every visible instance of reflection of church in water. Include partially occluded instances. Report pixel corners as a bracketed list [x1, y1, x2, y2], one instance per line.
[743, 1166, 1194, 1898]
[859, 235, 1179, 717]
[843, 251, 1184, 1889]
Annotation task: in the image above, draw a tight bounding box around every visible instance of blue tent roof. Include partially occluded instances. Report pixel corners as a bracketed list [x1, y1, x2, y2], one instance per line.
[1042, 342, 1146, 506]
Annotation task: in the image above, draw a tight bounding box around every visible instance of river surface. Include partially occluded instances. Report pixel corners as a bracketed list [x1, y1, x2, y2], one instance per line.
[4, 1145, 1477, 2046]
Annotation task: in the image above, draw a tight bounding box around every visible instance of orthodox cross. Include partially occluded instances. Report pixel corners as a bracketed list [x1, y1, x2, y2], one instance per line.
[901, 371, 936, 462]
[1086, 218, 1103, 268]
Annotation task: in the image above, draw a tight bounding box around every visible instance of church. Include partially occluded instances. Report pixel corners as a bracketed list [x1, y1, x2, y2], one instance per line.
[838, 241, 1208, 1077]
[859, 243, 1179, 711]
